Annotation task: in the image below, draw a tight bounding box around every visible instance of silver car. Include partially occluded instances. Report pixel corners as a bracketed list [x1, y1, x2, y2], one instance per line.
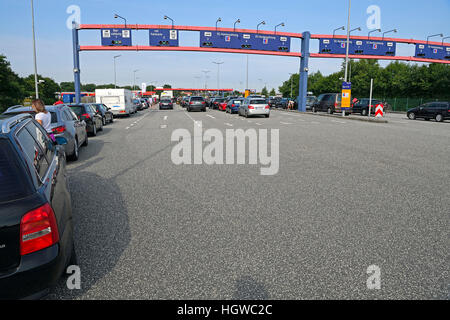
[3, 105, 88, 161]
[238, 98, 270, 118]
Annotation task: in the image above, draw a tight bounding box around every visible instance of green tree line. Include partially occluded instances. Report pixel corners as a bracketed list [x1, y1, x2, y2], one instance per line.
[279, 60, 450, 101]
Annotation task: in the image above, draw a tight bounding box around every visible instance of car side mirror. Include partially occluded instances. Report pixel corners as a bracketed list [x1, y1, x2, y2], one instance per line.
[55, 136, 68, 145]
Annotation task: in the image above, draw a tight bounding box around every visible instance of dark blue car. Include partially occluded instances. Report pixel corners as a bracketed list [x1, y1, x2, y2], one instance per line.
[226, 98, 244, 114]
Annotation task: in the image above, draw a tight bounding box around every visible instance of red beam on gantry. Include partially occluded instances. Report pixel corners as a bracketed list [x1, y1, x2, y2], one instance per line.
[79, 45, 302, 57]
[310, 34, 450, 46]
[310, 53, 450, 64]
[78, 24, 303, 38]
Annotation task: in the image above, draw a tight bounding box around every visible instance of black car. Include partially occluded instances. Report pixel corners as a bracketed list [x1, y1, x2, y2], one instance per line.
[268, 97, 281, 108]
[87, 103, 114, 125]
[0, 114, 76, 299]
[159, 98, 173, 110]
[407, 102, 450, 122]
[311, 93, 344, 114]
[352, 99, 383, 116]
[187, 96, 207, 112]
[69, 104, 103, 136]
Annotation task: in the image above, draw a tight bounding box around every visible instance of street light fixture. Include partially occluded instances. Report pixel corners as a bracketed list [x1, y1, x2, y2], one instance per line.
[202, 70, 211, 90]
[212, 61, 224, 95]
[350, 27, 362, 34]
[257, 21, 266, 33]
[164, 15, 174, 29]
[31, 0, 39, 99]
[113, 55, 121, 89]
[275, 23, 285, 34]
[333, 26, 345, 38]
[368, 28, 381, 39]
[216, 18, 222, 30]
[234, 19, 240, 31]
[427, 33, 443, 44]
[382, 29, 397, 40]
[114, 14, 127, 28]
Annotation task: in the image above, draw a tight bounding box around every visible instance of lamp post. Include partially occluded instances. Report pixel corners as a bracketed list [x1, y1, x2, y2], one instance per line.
[427, 33, 443, 44]
[216, 18, 222, 30]
[113, 55, 121, 88]
[333, 26, 345, 38]
[234, 19, 240, 31]
[202, 70, 210, 90]
[114, 13, 127, 27]
[212, 61, 224, 96]
[133, 69, 139, 91]
[289, 73, 294, 98]
[275, 23, 285, 34]
[31, 0, 39, 99]
[368, 28, 381, 39]
[257, 21, 266, 33]
[344, 0, 352, 83]
[382, 29, 397, 40]
[164, 15, 174, 28]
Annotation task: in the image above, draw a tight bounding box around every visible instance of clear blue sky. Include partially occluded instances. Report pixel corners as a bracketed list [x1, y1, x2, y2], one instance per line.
[0, 0, 449, 91]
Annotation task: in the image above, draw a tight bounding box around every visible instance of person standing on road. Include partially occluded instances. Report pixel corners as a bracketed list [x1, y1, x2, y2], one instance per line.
[32, 99, 55, 141]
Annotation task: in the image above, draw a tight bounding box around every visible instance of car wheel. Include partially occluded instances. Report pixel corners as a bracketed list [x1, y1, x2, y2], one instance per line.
[435, 114, 443, 122]
[361, 109, 367, 116]
[327, 108, 332, 114]
[110, 116, 114, 123]
[82, 134, 88, 146]
[245, 111, 249, 118]
[99, 121, 104, 131]
[102, 117, 106, 126]
[68, 138, 79, 161]
[312, 106, 316, 113]
[92, 124, 97, 136]
[265, 114, 270, 118]
[408, 112, 416, 120]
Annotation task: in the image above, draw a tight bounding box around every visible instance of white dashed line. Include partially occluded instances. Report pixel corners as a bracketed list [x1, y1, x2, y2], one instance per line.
[225, 123, 233, 127]
[280, 122, 293, 125]
[160, 124, 167, 129]
[163, 116, 168, 121]
[206, 115, 215, 119]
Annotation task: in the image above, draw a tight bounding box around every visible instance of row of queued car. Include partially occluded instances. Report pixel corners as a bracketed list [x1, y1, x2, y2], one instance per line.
[0, 96, 156, 299]
[1, 103, 118, 161]
[209, 95, 271, 118]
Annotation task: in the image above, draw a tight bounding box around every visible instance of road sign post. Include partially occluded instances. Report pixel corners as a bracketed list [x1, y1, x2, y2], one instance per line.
[298, 31, 310, 112]
[368, 78, 373, 117]
[341, 81, 351, 116]
[375, 104, 384, 118]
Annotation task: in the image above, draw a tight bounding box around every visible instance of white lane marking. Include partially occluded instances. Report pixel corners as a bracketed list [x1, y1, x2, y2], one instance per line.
[160, 124, 167, 129]
[280, 121, 293, 125]
[125, 127, 130, 130]
[225, 123, 233, 127]
[163, 116, 168, 121]
[255, 123, 262, 126]
[184, 111, 202, 127]
[206, 115, 215, 119]
[331, 120, 346, 124]
[310, 121, 320, 124]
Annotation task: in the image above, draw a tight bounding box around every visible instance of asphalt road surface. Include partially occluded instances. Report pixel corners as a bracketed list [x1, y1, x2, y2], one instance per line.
[46, 104, 449, 300]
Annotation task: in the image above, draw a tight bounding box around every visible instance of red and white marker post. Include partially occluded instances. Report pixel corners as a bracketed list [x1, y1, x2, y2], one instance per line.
[375, 104, 384, 118]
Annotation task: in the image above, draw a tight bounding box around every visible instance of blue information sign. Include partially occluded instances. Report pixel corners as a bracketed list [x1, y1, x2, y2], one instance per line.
[319, 38, 396, 56]
[101, 28, 132, 46]
[200, 30, 290, 52]
[415, 44, 450, 61]
[149, 29, 179, 47]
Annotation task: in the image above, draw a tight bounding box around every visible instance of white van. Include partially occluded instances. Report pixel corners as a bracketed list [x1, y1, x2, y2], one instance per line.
[95, 89, 135, 116]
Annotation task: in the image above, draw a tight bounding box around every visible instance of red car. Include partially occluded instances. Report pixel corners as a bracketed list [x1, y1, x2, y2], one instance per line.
[218, 102, 227, 111]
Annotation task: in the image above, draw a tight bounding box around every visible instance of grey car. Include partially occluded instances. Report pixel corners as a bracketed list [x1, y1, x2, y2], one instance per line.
[238, 98, 270, 118]
[187, 96, 207, 112]
[3, 105, 88, 161]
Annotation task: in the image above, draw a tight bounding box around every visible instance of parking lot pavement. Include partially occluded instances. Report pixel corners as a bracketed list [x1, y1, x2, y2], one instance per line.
[46, 105, 449, 300]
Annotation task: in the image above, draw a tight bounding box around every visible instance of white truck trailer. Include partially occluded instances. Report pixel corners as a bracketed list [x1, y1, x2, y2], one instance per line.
[95, 89, 135, 116]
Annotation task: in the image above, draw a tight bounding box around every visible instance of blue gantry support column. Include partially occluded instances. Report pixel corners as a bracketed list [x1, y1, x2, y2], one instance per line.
[298, 31, 310, 112]
[72, 21, 81, 104]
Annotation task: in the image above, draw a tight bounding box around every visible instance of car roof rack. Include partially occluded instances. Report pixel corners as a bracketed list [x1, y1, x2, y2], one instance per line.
[1, 113, 33, 134]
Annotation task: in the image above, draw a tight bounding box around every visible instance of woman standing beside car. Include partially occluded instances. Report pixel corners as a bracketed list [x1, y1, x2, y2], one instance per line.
[32, 99, 55, 141]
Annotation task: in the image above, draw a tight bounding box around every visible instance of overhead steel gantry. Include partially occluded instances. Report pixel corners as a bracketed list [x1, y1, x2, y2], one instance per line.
[72, 23, 450, 110]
